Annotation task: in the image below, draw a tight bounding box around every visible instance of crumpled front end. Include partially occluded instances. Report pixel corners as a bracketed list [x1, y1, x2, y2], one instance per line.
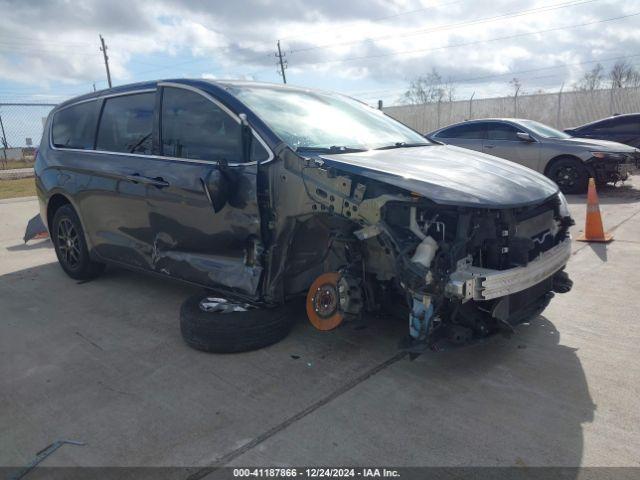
[390, 192, 573, 351]
[265, 148, 574, 352]
[393, 194, 574, 352]
[586, 150, 640, 184]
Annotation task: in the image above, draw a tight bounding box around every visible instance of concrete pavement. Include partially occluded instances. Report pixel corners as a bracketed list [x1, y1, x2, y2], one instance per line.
[1, 178, 640, 470]
[0, 168, 34, 180]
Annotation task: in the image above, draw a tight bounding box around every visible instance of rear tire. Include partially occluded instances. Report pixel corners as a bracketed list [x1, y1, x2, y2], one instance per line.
[51, 204, 105, 280]
[180, 294, 298, 353]
[547, 157, 589, 194]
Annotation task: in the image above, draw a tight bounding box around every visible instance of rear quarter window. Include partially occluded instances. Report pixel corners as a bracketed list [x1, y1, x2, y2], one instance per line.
[585, 116, 636, 134]
[51, 101, 99, 150]
[436, 123, 486, 139]
[598, 117, 640, 133]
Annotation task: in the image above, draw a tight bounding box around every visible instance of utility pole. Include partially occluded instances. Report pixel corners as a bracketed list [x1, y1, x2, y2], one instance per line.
[99, 34, 112, 89]
[276, 40, 287, 84]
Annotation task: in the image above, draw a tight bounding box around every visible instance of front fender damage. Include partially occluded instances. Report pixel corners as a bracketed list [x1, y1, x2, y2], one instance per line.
[263, 149, 574, 352]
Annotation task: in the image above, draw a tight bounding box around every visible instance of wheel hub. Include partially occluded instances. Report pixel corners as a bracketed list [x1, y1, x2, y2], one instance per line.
[57, 218, 81, 268]
[556, 166, 578, 186]
[313, 284, 338, 318]
[306, 272, 345, 331]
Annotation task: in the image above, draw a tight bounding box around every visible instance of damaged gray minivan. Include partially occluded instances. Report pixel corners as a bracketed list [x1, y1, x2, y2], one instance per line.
[36, 79, 573, 353]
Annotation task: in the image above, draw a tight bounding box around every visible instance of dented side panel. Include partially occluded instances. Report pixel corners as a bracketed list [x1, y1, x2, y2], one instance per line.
[145, 159, 263, 296]
[75, 150, 264, 297]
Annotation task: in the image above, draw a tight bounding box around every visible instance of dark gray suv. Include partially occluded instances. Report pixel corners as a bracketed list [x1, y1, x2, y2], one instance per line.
[36, 80, 573, 352]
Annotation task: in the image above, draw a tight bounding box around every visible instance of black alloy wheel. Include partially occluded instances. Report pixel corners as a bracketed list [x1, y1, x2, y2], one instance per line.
[547, 157, 589, 194]
[51, 204, 105, 280]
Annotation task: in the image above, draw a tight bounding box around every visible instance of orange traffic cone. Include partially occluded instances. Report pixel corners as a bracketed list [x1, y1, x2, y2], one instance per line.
[576, 178, 613, 243]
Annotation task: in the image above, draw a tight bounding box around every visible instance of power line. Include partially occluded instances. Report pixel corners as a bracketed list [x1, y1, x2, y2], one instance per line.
[278, 0, 467, 42]
[0, 41, 94, 50]
[348, 53, 640, 98]
[3, 53, 637, 102]
[0, 35, 93, 47]
[0, 43, 99, 56]
[353, 57, 640, 103]
[288, 0, 600, 55]
[131, 51, 273, 77]
[298, 11, 640, 67]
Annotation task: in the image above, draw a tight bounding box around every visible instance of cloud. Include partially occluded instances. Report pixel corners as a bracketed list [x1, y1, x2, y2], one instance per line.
[0, 0, 638, 103]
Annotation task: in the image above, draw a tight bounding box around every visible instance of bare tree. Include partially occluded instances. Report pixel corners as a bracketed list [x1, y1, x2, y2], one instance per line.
[574, 63, 605, 91]
[509, 77, 522, 96]
[609, 60, 640, 88]
[441, 77, 456, 102]
[403, 68, 455, 105]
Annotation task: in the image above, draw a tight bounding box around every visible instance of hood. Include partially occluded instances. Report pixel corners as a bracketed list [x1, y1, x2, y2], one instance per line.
[551, 137, 637, 152]
[319, 145, 559, 208]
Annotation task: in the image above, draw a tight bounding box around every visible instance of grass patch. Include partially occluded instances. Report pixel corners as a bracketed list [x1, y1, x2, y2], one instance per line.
[0, 160, 34, 170]
[0, 178, 36, 199]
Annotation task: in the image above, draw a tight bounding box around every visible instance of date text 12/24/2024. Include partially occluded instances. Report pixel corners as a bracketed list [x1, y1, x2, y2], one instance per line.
[233, 468, 401, 478]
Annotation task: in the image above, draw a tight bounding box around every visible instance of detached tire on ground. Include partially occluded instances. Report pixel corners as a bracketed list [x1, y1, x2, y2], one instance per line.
[180, 294, 297, 353]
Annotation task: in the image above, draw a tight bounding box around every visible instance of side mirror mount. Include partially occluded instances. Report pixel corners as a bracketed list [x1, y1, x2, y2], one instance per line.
[239, 113, 253, 163]
[516, 132, 535, 142]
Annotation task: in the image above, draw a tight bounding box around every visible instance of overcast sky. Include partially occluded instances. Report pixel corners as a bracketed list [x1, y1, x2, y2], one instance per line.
[0, 0, 638, 106]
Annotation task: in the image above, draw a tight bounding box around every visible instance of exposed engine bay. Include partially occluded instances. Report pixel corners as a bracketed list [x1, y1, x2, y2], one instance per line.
[261, 147, 574, 352]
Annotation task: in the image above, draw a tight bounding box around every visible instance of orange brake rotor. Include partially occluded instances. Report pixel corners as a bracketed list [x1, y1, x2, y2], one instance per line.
[306, 272, 344, 331]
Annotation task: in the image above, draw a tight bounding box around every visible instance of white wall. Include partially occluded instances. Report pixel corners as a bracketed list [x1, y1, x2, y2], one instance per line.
[383, 86, 640, 133]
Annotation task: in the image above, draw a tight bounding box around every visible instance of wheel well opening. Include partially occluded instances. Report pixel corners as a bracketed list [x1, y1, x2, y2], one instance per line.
[282, 215, 359, 298]
[47, 194, 71, 228]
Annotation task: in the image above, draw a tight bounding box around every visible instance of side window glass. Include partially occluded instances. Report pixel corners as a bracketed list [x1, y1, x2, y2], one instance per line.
[486, 123, 521, 141]
[592, 118, 622, 133]
[589, 121, 606, 132]
[439, 123, 485, 139]
[458, 124, 486, 139]
[435, 127, 454, 138]
[96, 93, 154, 154]
[251, 138, 270, 163]
[606, 118, 639, 134]
[52, 101, 98, 150]
[161, 87, 243, 162]
[629, 120, 640, 132]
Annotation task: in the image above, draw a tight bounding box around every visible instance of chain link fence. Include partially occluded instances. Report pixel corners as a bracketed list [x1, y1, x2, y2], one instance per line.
[0, 103, 56, 169]
[383, 85, 640, 134]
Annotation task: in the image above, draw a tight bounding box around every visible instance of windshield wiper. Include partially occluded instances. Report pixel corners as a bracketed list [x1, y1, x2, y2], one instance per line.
[296, 145, 368, 154]
[375, 142, 431, 150]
